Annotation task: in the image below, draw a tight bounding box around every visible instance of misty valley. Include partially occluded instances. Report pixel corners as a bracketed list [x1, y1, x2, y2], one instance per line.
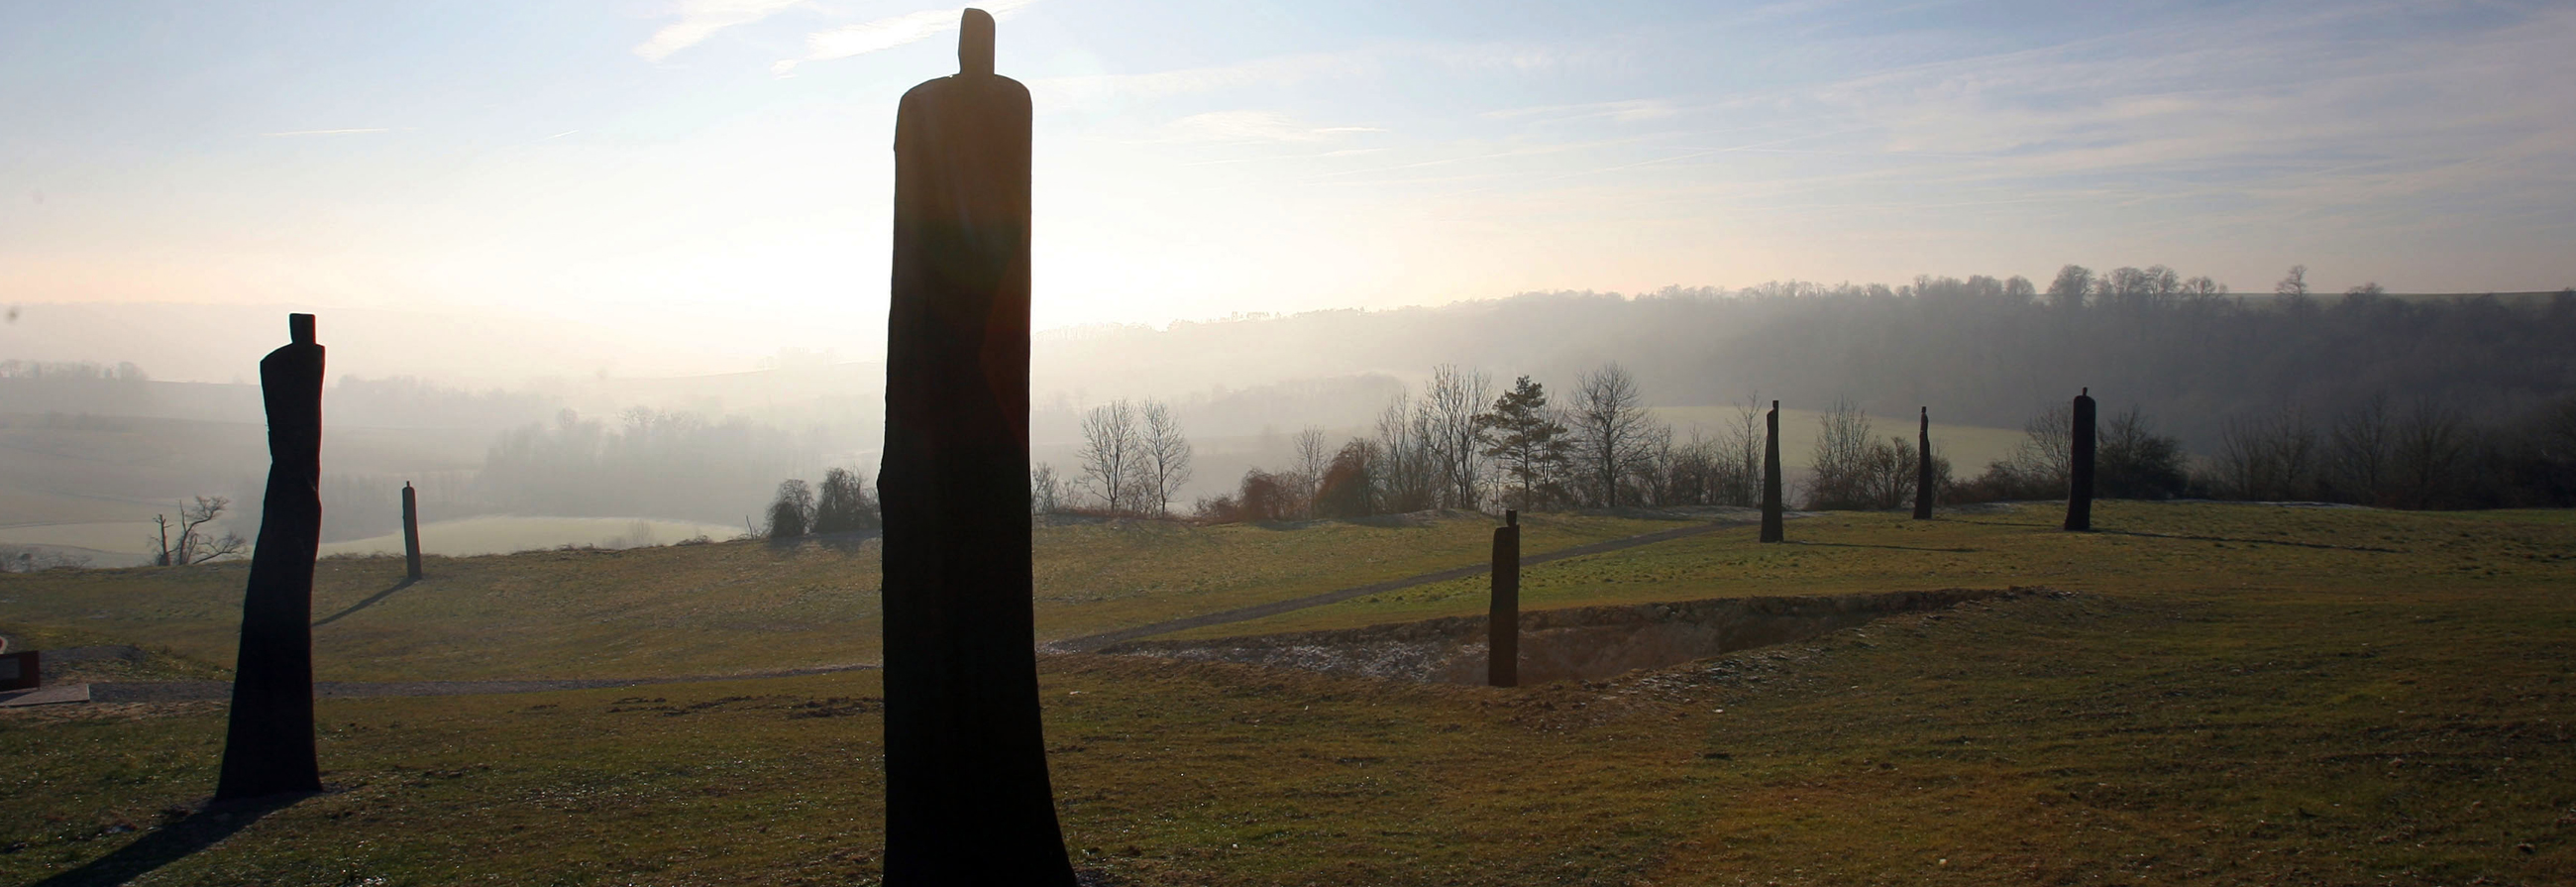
[6, 278, 2573, 886]
[7, 1, 2576, 884]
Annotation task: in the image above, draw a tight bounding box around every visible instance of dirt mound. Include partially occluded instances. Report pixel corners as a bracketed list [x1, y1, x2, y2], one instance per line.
[1103, 588, 2033, 685]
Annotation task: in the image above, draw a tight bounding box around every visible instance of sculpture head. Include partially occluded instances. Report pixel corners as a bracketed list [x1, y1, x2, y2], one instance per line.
[289, 313, 314, 345]
[959, 8, 995, 77]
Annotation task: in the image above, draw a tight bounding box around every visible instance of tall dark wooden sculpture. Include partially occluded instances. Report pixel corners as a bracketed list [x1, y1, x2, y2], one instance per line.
[2065, 388, 2096, 532]
[879, 11, 1073, 885]
[1760, 400, 1784, 542]
[400, 482, 423, 581]
[216, 313, 324, 801]
[1912, 407, 1935, 520]
[1488, 509, 1520, 688]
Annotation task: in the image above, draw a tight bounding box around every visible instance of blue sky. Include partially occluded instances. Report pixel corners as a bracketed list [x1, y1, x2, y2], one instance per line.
[4, 0, 2571, 375]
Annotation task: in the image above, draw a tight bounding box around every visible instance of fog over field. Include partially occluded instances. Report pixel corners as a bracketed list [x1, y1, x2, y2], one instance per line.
[5, 277, 2571, 565]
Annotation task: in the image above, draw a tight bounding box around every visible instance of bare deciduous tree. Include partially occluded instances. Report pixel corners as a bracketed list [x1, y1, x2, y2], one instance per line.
[1292, 426, 1330, 517]
[2012, 402, 2075, 487]
[151, 496, 246, 566]
[1715, 394, 1765, 506]
[2389, 399, 2470, 509]
[1632, 421, 1676, 505]
[1805, 399, 1877, 508]
[1569, 364, 1658, 508]
[2095, 407, 2189, 499]
[1373, 392, 1438, 513]
[1028, 463, 1065, 515]
[1423, 365, 1494, 510]
[2327, 394, 2393, 504]
[2216, 409, 2319, 500]
[2275, 265, 2309, 296]
[1077, 399, 1139, 515]
[1663, 430, 1723, 506]
[1139, 399, 1192, 517]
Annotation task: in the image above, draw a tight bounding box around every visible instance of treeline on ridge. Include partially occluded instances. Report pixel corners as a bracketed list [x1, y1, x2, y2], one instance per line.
[1045, 268, 2576, 451]
[1071, 359, 2576, 524]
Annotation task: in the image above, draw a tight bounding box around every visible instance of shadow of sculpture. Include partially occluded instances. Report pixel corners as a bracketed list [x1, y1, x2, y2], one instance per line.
[2093, 527, 2399, 552]
[311, 577, 417, 628]
[1784, 539, 1982, 553]
[1960, 517, 2398, 552]
[28, 794, 303, 887]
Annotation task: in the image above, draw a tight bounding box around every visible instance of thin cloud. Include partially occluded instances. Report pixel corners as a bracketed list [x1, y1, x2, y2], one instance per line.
[771, 0, 1041, 76]
[1155, 111, 1382, 144]
[262, 128, 392, 137]
[1031, 39, 1622, 109]
[635, 0, 805, 62]
[1482, 98, 1682, 124]
[1178, 147, 1390, 167]
[1033, 52, 1366, 107]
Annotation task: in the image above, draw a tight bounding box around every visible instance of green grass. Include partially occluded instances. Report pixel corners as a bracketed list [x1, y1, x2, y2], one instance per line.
[1182, 501, 2576, 638]
[314, 515, 749, 558]
[0, 511, 1678, 682]
[4, 502, 2572, 885]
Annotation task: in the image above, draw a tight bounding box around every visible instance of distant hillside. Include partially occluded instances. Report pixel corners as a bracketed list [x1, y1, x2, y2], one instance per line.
[7, 280, 2568, 533]
[1033, 284, 2576, 449]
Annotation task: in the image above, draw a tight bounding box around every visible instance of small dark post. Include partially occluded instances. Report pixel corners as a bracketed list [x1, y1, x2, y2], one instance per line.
[0, 650, 37, 691]
[1912, 406, 1935, 519]
[216, 312, 324, 800]
[1760, 400, 1784, 542]
[400, 482, 423, 581]
[879, 11, 1072, 885]
[2065, 388, 2096, 532]
[1488, 509, 1520, 688]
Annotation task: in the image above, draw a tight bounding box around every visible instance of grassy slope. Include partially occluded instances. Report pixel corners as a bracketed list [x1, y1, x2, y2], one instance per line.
[313, 516, 751, 558]
[3, 502, 2572, 886]
[1179, 501, 2576, 637]
[0, 512, 1673, 682]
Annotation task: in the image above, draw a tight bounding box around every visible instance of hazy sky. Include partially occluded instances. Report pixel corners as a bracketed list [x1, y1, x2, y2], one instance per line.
[5, 0, 2572, 374]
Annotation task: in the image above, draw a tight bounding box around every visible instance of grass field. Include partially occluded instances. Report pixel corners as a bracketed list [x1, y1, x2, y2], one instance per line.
[1176, 502, 2576, 638]
[0, 511, 1676, 682]
[314, 515, 751, 558]
[0, 516, 753, 566]
[3, 502, 2572, 885]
